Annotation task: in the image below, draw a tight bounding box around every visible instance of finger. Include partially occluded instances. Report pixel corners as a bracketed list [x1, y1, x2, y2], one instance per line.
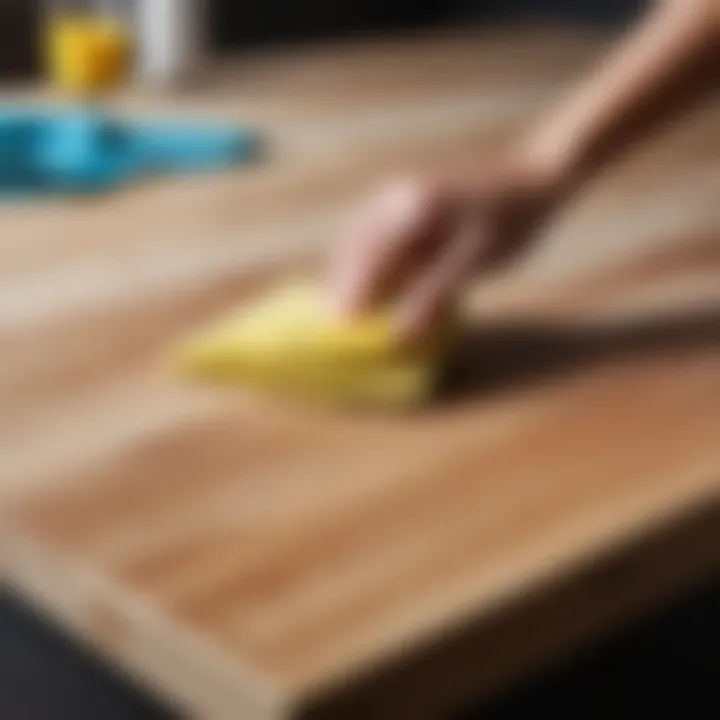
[398, 217, 489, 342]
[328, 180, 440, 316]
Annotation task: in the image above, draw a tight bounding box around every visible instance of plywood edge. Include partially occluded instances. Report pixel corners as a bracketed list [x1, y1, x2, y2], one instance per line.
[0, 524, 288, 720]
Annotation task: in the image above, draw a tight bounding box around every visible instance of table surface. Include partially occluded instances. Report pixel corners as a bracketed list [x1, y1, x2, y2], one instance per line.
[1, 28, 720, 720]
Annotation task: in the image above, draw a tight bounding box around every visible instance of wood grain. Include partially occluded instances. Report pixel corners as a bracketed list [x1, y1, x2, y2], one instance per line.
[2, 29, 719, 719]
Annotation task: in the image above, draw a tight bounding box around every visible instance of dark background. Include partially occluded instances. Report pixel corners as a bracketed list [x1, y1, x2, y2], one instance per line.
[0, 1, 647, 79]
[211, 0, 645, 48]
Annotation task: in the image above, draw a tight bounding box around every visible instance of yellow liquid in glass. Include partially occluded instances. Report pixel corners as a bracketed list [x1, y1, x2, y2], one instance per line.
[45, 13, 131, 97]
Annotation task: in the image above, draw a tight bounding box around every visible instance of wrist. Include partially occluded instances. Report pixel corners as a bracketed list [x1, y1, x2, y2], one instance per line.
[512, 122, 587, 205]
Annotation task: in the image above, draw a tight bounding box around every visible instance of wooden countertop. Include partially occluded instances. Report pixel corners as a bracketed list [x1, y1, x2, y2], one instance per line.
[2, 29, 719, 719]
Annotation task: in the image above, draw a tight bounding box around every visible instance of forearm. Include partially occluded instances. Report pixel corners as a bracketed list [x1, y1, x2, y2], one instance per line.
[520, 0, 720, 193]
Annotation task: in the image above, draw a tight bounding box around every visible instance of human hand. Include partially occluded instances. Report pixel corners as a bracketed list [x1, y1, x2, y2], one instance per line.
[328, 156, 562, 341]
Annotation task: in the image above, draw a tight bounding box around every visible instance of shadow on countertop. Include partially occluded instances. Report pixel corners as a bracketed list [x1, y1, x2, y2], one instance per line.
[440, 306, 720, 403]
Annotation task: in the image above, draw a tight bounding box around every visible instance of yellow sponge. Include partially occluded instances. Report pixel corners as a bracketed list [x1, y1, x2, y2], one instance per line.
[174, 282, 453, 408]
